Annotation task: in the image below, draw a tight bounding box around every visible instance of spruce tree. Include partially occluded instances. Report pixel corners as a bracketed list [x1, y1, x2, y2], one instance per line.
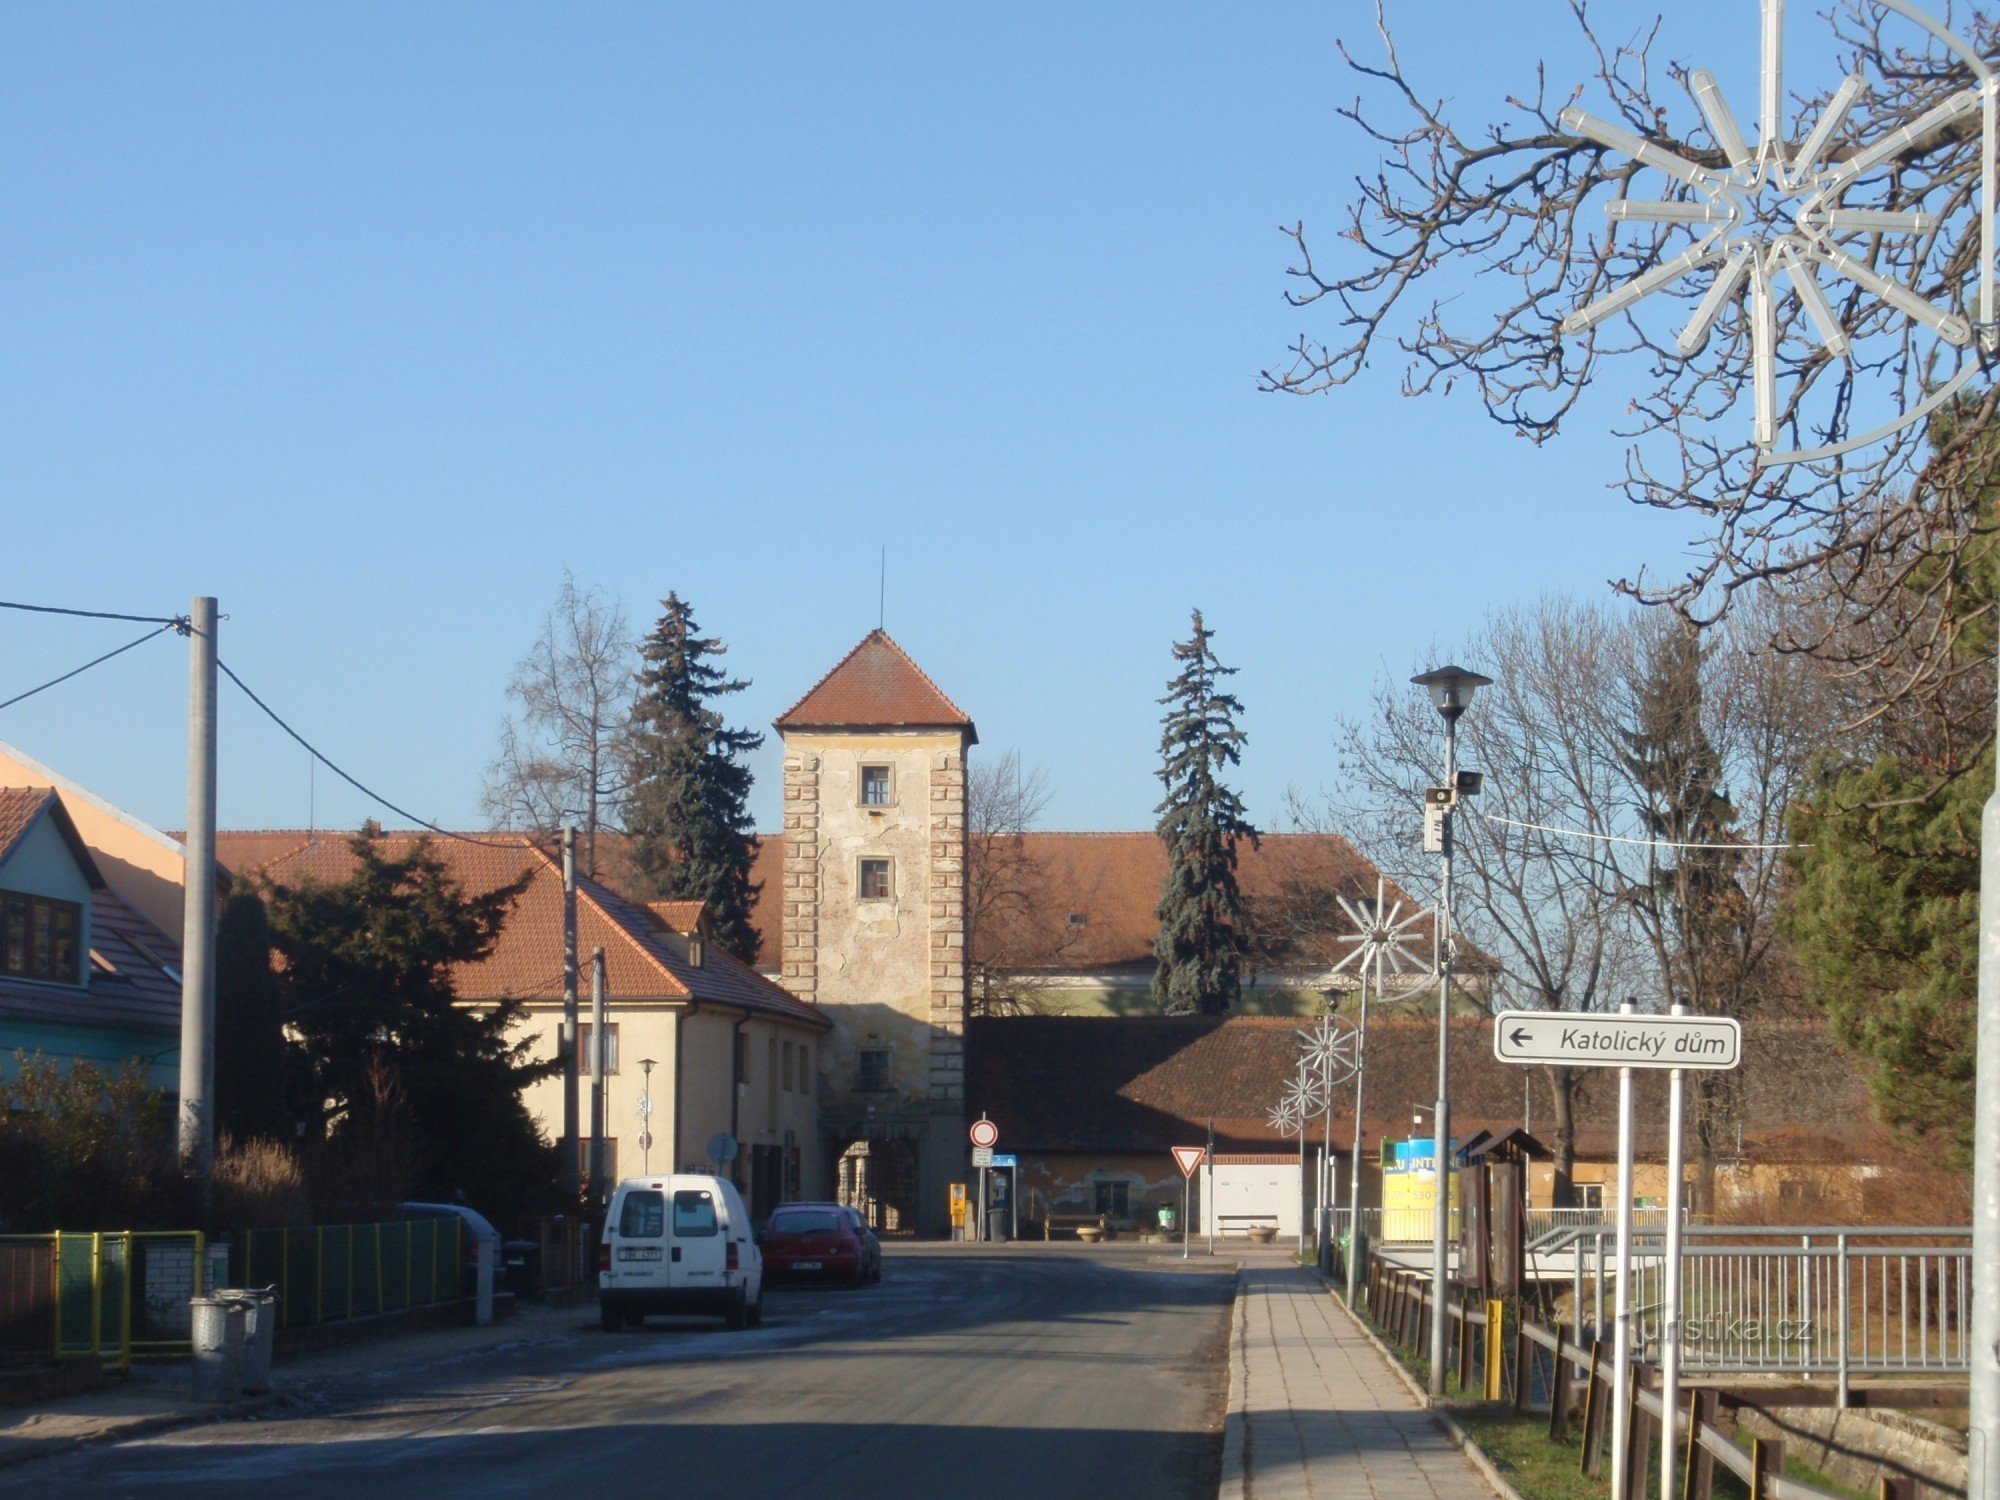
[1152, 610, 1260, 1015]
[623, 593, 765, 960]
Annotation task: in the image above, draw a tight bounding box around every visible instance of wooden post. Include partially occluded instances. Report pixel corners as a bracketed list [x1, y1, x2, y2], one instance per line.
[1513, 1315, 1533, 1411]
[1548, 1328, 1573, 1440]
[1749, 1436, 1784, 1500]
[1625, 1383, 1653, 1500]
[1581, 1339, 1607, 1476]
[1682, 1390, 1716, 1500]
[1458, 1299, 1475, 1392]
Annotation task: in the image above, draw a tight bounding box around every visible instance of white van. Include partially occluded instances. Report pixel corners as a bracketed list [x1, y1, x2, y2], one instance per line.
[599, 1175, 764, 1332]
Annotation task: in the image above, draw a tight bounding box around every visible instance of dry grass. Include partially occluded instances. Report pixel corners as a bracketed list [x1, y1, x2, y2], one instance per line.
[213, 1133, 311, 1229]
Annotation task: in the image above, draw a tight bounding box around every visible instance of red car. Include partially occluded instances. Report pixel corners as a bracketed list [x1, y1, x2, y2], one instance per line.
[760, 1203, 881, 1287]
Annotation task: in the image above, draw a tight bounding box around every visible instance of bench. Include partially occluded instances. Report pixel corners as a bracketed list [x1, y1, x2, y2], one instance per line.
[1043, 1213, 1113, 1241]
[1216, 1214, 1281, 1239]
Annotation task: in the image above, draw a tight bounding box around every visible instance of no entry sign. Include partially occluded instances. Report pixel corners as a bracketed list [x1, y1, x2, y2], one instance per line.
[969, 1118, 999, 1149]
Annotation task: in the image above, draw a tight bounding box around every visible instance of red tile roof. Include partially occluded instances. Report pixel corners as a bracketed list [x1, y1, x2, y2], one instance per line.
[774, 630, 976, 739]
[239, 832, 825, 1028]
[0, 787, 103, 886]
[647, 901, 709, 935]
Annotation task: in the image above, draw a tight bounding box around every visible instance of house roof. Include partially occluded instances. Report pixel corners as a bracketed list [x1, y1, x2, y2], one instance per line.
[241, 832, 827, 1029]
[0, 788, 105, 888]
[0, 887, 183, 1035]
[965, 1014, 1885, 1165]
[773, 630, 977, 741]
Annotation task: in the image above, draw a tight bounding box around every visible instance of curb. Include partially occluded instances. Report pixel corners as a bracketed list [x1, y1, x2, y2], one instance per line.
[0, 1391, 283, 1473]
[1320, 1286, 1528, 1500]
[1217, 1267, 1248, 1500]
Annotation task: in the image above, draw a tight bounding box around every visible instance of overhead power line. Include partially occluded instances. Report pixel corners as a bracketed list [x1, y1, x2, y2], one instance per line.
[216, 657, 522, 850]
[0, 597, 182, 626]
[1480, 811, 1804, 853]
[0, 623, 179, 714]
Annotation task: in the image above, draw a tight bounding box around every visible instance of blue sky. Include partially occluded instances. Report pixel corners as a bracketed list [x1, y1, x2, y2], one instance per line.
[0, 3, 1792, 837]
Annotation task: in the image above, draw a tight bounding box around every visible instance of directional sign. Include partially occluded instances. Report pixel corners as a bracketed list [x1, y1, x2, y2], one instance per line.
[1171, 1146, 1206, 1179]
[971, 1145, 995, 1168]
[969, 1118, 1000, 1149]
[1491, 1010, 1742, 1071]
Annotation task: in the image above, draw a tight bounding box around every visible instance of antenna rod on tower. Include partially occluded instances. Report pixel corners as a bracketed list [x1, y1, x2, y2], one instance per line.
[879, 546, 885, 631]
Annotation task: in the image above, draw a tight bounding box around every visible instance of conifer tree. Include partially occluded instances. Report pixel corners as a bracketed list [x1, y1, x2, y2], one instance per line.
[623, 594, 765, 960]
[1152, 610, 1260, 1015]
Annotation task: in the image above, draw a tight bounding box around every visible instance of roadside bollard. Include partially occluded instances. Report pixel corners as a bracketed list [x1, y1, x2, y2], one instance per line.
[189, 1297, 246, 1402]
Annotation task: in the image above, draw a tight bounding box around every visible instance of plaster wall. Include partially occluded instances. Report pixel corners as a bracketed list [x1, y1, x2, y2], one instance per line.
[0, 745, 186, 938]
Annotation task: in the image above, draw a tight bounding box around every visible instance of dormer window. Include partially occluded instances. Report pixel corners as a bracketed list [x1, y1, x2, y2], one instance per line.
[860, 765, 892, 806]
[2, 893, 83, 986]
[687, 936, 705, 969]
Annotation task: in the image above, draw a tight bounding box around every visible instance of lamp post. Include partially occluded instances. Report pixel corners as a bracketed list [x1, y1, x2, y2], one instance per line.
[638, 1057, 657, 1175]
[1411, 663, 1489, 1400]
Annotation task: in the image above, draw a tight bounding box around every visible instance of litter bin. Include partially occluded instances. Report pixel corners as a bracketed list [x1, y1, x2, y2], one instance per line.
[216, 1288, 279, 1393]
[189, 1297, 245, 1402]
[502, 1240, 541, 1299]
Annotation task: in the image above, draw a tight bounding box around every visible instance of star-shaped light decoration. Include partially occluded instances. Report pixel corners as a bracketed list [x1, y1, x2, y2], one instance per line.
[1327, 879, 1434, 993]
[1558, 0, 1996, 465]
[1298, 1014, 1361, 1090]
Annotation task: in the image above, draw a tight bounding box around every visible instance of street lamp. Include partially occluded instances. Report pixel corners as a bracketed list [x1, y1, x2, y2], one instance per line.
[638, 1058, 658, 1175]
[1411, 663, 1489, 1400]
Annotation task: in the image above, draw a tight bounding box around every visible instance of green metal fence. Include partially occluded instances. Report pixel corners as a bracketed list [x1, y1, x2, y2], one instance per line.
[229, 1220, 463, 1331]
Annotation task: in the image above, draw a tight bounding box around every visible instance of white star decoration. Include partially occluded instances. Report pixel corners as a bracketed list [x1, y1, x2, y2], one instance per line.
[1557, 0, 1996, 465]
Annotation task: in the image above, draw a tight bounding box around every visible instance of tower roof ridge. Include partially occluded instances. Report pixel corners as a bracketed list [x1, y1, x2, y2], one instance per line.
[774, 628, 977, 741]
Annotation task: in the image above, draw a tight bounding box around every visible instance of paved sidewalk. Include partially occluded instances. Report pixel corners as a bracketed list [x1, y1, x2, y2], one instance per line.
[1221, 1263, 1498, 1500]
[0, 1299, 591, 1472]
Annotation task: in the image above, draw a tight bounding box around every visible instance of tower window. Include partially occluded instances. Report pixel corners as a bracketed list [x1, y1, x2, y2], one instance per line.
[857, 1048, 892, 1092]
[858, 858, 892, 900]
[860, 765, 892, 806]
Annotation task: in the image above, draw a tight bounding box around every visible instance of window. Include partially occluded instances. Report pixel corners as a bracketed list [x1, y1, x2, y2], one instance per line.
[857, 1048, 892, 1092]
[860, 765, 892, 806]
[735, 1032, 749, 1086]
[858, 858, 892, 900]
[803, 1044, 814, 1096]
[0, 894, 82, 986]
[767, 1036, 779, 1130]
[672, 1189, 719, 1237]
[579, 1138, 619, 1186]
[1576, 1183, 1604, 1211]
[1094, 1180, 1130, 1218]
[1066, 912, 1088, 929]
[618, 1189, 665, 1239]
[782, 1040, 795, 1092]
[570, 1023, 619, 1076]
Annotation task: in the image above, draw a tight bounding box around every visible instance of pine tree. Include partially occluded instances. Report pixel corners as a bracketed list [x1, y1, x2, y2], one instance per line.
[1152, 610, 1260, 1015]
[623, 594, 765, 960]
[214, 883, 289, 1142]
[1620, 621, 1747, 1216]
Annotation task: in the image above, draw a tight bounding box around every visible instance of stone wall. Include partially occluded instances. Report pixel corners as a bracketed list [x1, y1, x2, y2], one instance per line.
[1734, 1403, 1968, 1500]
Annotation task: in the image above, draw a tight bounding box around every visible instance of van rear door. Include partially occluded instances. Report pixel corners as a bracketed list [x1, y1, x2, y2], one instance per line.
[610, 1187, 670, 1290]
[669, 1185, 727, 1290]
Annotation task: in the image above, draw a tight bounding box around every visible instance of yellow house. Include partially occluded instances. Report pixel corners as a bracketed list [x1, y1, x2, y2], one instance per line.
[222, 831, 832, 1222]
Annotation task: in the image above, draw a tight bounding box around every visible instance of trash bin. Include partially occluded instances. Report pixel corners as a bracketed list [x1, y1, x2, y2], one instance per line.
[502, 1239, 540, 1299]
[189, 1297, 245, 1402]
[216, 1288, 279, 1393]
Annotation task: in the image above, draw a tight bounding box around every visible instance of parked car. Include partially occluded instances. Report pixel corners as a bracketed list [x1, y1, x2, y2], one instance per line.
[760, 1202, 881, 1287]
[598, 1174, 764, 1331]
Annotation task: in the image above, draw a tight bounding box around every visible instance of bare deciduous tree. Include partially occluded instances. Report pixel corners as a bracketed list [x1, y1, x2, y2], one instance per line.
[481, 570, 634, 876]
[966, 750, 1058, 1018]
[1270, 3, 2000, 740]
[1324, 593, 1834, 1208]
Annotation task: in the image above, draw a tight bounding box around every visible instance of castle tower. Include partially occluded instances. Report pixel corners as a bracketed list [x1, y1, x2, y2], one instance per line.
[774, 630, 973, 1234]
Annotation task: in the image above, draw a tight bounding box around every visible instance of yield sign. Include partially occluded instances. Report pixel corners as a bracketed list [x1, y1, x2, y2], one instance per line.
[1171, 1146, 1206, 1179]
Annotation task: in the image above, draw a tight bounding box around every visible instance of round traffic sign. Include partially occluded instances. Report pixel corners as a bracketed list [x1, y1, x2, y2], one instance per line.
[968, 1118, 999, 1149]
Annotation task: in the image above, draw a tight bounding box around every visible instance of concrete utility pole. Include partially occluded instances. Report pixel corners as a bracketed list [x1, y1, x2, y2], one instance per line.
[589, 945, 607, 1207]
[177, 595, 218, 1192]
[561, 827, 580, 1195]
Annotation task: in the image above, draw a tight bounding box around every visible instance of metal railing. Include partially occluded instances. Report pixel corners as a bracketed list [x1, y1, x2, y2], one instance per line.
[0, 1230, 215, 1366]
[1538, 1225, 1972, 1386]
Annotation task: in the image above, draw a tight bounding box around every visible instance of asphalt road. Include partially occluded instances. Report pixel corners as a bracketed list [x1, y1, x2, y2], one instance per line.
[9, 1248, 1234, 1500]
